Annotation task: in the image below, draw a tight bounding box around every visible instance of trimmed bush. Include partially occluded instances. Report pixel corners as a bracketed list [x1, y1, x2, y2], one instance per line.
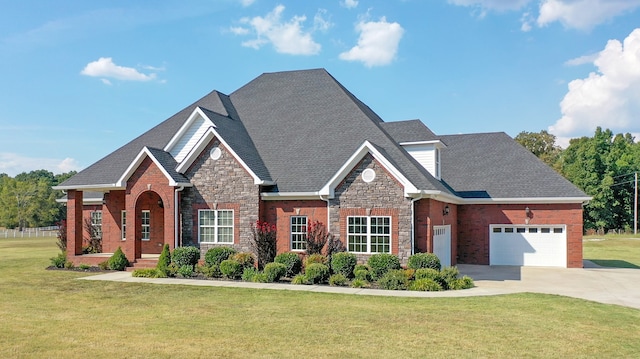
[252, 273, 270, 283]
[220, 259, 243, 279]
[305, 263, 330, 284]
[274, 252, 302, 277]
[166, 263, 179, 277]
[108, 247, 129, 271]
[199, 264, 222, 278]
[304, 253, 328, 266]
[367, 253, 401, 280]
[377, 269, 409, 290]
[292, 274, 309, 285]
[440, 266, 460, 283]
[409, 278, 443, 291]
[50, 252, 67, 268]
[329, 273, 348, 286]
[415, 268, 442, 281]
[354, 269, 370, 281]
[241, 267, 259, 282]
[157, 244, 171, 275]
[351, 278, 368, 288]
[448, 275, 475, 290]
[132, 268, 164, 278]
[98, 261, 109, 270]
[264, 262, 287, 282]
[331, 252, 357, 278]
[233, 252, 256, 269]
[64, 261, 75, 269]
[177, 264, 194, 278]
[354, 264, 368, 272]
[172, 246, 200, 269]
[407, 253, 441, 271]
[205, 246, 237, 267]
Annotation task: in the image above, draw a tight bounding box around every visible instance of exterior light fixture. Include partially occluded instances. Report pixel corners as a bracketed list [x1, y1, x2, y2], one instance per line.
[158, 199, 164, 208]
[443, 205, 450, 216]
[525, 207, 531, 217]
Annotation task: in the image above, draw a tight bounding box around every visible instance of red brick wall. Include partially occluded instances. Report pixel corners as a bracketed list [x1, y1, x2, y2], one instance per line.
[414, 199, 458, 265]
[102, 191, 125, 253]
[457, 203, 583, 268]
[262, 200, 327, 254]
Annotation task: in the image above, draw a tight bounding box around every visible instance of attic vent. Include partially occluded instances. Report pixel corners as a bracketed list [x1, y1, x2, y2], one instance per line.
[362, 168, 376, 183]
[210, 147, 222, 160]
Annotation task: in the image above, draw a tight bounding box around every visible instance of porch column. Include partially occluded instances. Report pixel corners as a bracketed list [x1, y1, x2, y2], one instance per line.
[67, 190, 83, 257]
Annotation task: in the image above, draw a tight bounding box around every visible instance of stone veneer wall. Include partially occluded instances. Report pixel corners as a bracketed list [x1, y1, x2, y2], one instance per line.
[329, 154, 413, 264]
[181, 139, 259, 255]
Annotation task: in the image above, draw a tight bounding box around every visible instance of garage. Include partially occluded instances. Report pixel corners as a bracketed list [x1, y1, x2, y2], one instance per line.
[489, 225, 567, 267]
[433, 225, 451, 267]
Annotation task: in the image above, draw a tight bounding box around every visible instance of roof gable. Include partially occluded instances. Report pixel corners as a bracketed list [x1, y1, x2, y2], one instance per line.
[117, 147, 191, 187]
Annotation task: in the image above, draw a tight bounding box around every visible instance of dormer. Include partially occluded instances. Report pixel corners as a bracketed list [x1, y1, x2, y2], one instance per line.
[400, 140, 446, 180]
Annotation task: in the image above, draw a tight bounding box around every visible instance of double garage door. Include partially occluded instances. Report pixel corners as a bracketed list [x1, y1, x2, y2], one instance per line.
[489, 225, 567, 267]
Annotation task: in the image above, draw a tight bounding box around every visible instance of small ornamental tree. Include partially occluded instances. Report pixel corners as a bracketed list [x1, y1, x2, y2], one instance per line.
[305, 221, 330, 255]
[250, 220, 277, 270]
[56, 219, 67, 252]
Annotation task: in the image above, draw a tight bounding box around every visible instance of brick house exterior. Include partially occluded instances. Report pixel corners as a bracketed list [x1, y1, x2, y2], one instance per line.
[55, 69, 589, 268]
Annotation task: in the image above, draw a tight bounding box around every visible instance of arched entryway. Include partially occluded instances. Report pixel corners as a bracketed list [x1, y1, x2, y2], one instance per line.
[134, 190, 166, 256]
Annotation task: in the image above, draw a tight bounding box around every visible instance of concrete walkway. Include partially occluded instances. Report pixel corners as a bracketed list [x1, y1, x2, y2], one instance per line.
[80, 261, 640, 310]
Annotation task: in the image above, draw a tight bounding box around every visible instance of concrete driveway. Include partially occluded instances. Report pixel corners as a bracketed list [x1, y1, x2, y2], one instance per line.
[458, 261, 640, 310]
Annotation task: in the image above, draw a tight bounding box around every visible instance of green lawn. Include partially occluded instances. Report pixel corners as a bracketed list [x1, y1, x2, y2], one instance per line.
[1, 238, 640, 358]
[583, 235, 640, 268]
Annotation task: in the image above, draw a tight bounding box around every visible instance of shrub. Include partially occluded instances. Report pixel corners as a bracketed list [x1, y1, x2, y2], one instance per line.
[98, 261, 109, 270]
[252, 273, 270, 283]
[354, 264, 368, 272]
[232, 252, 255, 269]
[274, 252, 302, 277]
[331, 252, 357, 278]
[264, 262, 287, 282]
[201, 264, 222, 278]
[305, 221, 331, 255]
[78, 263, 90, 270]
[205, 246, 237, 267]
[64, 261, 75, 269]
[305, 263, 330, 284]
[304, 253, 327, 266]
[351, 279, 369, 288]
[354, 269, 370, 281]
[329, 273, 348, 286]
[220, 259, 243, 279]
[241, 267, 259, 282]
[56, 220, 67, 252]
[50, 252, 67, 268]
[448, 275, 475, 290]
[292, 274, 309, 285]
[132, 268, 164, 278]
[166, 263, 179, 277]
[377, 269, 409, 290]
[157, 244, 171, 275]
[367, 254, 401, 280]
[407, 253, 441, 271]
[250, 220, 277, 270]
[172, 246, 200, 269]
[409, 278, 443, 291]
[108, 247, 129, 271]
[177, 264, 194, 278]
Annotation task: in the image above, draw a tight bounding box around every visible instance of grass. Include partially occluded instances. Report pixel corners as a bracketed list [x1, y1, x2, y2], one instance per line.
[583, 235, 640, 268]
[2, 238, 640, 358]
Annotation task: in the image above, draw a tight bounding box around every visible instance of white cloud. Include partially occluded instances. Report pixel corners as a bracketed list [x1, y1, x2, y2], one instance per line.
[341, 0, 359, 9]
[229, 26, 250, 35]
[538, 0, 640, 30]
[339, 17, 404, 67]
[240, 0, 255, 7]
[564, 53, 599, 66]
[520, 12, 534, 32]
[238, 5, 321, 55]
[314, 9, 332, 32]
[0, 153, 81, 176]
[81, 57, 157, 82]
[447, 0, 531, 12]
[549, 28, 640, 140]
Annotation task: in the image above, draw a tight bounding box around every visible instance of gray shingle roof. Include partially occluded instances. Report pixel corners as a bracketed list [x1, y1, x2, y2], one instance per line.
[380, 120, 439, 143]
[440, 132, 587, 198]
[145, 147, 190, 185]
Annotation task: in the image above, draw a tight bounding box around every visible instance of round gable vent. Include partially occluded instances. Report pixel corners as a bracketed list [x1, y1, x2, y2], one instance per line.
[362, 168, 376, 183]
[210, 147, 222, 160]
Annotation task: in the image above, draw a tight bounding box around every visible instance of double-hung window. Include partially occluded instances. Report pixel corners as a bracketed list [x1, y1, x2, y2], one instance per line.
[290, 216, 307, 251]
[90, 211, 102, 238]
[347, 216, 391, 253]
[199, 209, 234, 243]
[141, 210, 150, 241]
[121, 210, 126, 240]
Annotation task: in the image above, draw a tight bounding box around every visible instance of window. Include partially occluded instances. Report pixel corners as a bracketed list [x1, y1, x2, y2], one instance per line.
[141, 210, 150, 241]
[493, 227, 502, 233]
[528, 228, 538, 233]
[290, 216, 307, 251]
[90, 211, 102, 237]
[553, 228, 563, 234]
[435, 148, 441, 178]
[199, 210, 234, 243]
[347, 216, 391, 253]
[504, 227, 514, 233]
[121, 210, 126, 240]
[516, 227, 526, 233]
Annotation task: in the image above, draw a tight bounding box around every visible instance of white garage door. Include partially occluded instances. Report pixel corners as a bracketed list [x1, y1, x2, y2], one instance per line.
[433, 225, 451, 268]
[489, 225, 567, 267]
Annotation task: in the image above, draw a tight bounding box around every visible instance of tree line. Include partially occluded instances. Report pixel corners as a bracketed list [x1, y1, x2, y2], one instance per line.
[0, 170, 76, 230]
[516, 128, 640, 233]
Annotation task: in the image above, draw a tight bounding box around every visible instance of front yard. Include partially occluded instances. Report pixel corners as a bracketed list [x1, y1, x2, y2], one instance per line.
[1, 237, 639, 358]
[583, 234, 640, 268]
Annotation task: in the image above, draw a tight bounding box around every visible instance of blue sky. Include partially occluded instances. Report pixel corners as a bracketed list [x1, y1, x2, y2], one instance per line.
[1, 0, 639, 176]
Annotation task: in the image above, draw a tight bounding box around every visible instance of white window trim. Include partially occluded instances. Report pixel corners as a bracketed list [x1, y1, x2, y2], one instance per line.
[347, 216, 392, 254]
[290, 216, 307, 251]
[198, 209, 234, 244]
[141, 210, 150, 241]
[121, 210, 126, 241]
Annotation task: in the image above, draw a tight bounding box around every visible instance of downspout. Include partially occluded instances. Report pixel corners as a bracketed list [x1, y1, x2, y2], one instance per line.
[320, 195, 330, 232]
[174, 186, 185, 249]
[410, 196, 420, 256]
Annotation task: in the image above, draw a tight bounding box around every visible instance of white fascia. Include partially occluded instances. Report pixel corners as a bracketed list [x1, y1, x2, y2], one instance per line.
[399, 140, 447, 148]
[261, 192, 321, 201]
[116, 147, 192, 188]
[319, 140, 419, 199]
[175, 127, 274, 186]
[461, 196, 592, 205]
[52, 183, 124, 191]
[164, 107, 214, 153]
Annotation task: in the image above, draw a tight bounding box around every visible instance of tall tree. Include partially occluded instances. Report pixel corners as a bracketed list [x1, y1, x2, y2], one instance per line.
[514, 130, 562, 168]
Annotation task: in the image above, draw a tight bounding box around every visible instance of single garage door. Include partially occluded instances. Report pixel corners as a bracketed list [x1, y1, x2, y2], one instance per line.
[489, 225, 567, 267]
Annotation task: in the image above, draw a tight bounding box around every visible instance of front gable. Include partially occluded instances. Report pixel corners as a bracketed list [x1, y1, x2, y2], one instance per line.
[116, 147, 191, 188]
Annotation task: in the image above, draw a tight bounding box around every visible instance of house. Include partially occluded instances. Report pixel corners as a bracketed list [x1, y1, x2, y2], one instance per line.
[54, 68, 590, 268]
